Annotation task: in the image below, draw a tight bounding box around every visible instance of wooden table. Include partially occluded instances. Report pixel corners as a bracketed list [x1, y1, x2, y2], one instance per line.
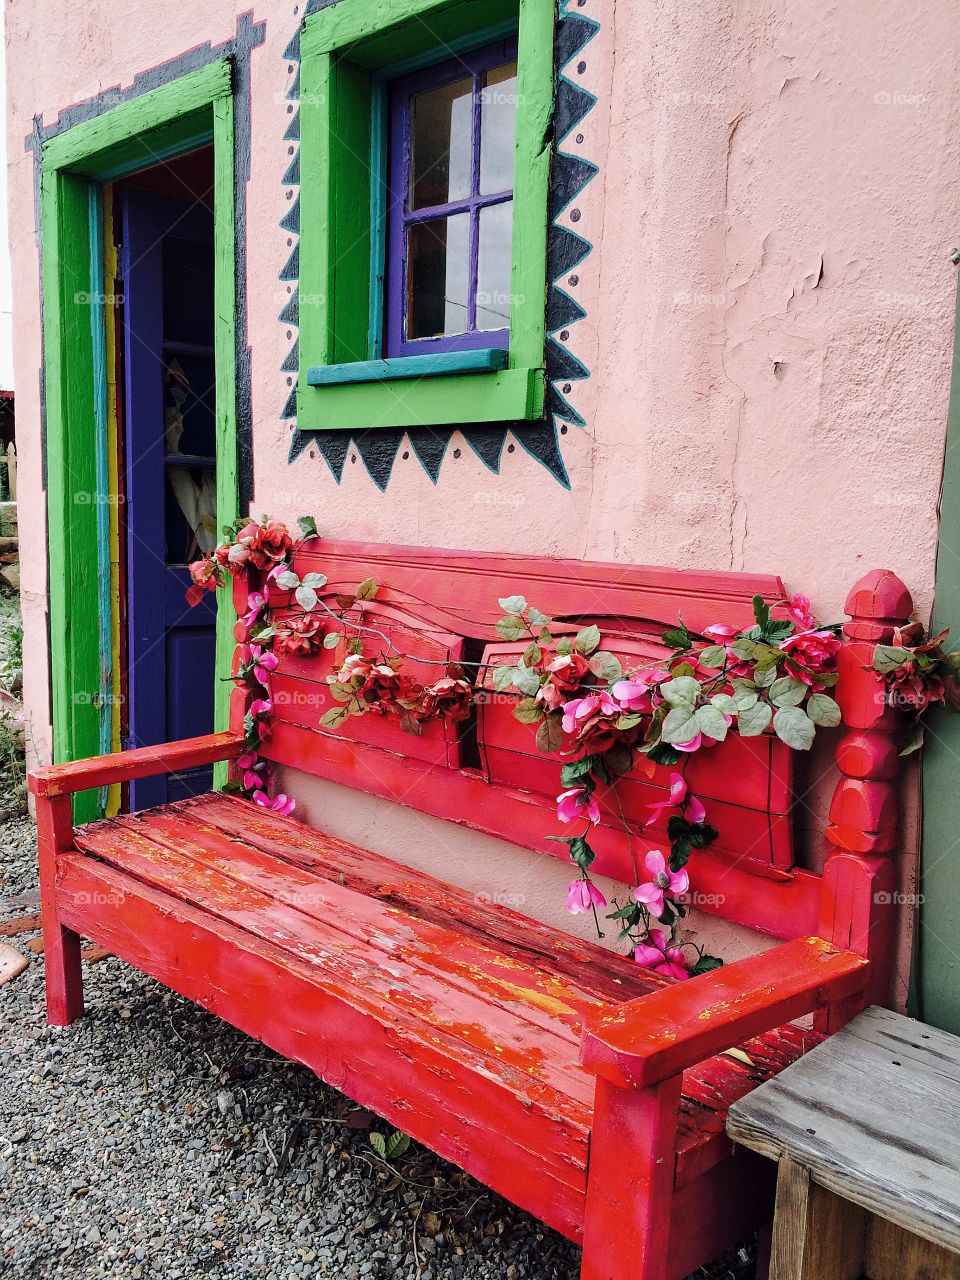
[726, 1005, 960, 1279]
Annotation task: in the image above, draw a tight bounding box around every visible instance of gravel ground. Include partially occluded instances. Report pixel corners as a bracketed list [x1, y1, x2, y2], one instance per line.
[0, 816, 757, 1280]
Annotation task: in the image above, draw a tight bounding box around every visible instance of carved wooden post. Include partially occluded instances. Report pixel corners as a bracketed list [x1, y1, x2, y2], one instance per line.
[818, 569, 913, 1029]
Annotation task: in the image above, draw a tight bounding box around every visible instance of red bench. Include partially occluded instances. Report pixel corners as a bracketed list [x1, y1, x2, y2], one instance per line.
[29, 543, 911, 1280]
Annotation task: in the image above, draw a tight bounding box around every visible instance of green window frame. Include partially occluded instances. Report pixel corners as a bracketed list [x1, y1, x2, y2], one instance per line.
[298, 0, 555, 431]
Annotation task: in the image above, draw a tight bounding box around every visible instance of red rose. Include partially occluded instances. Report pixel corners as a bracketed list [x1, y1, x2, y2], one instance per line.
[276, 613, 325, 657]
[545, 651, 591, 691]
[779, 630, 841, 684]
[415, 677, 474, 722]
[185, 557, 223, 606]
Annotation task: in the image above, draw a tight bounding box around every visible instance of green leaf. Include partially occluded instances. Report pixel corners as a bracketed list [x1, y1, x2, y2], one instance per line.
[690, 954, 724, 977]
[512, 664, 541, 696]
[769, 675, 807, 708]
[695, 704, 728, 742]
[561, 757, 596, 786]
[737, 701, 772, 737]
[555, 637, 573, 656]
[731, 638, 757, 661]
[275, 569, 300, 590]
[539, 626, 553, 645]
[523, 642, 542, 668]
[356, 577, 378, 601]
[732, 686, 759, 711]
[617, 713, 643, 730]
[662, 706, 700, 744]
[569, 836, 596, 870]
[385, 1131, 411, 1160]
[873, 643, 912, 674]
[647, 740, 683, 766]
[297, 515, 318, 538]
[323, 631, 340, 649]
[752, 594, 771, 630]
[698, 644, 727, 669]
[772, 706, 816, 750]
[295, 584, 318, 612]
[806, 692, 842, 727]
[754, 664, 777, 689]
[661, 676, 701, 708]
[710, 693, 738, 715]
[575, 624, 601, 656]
[498, 594, 528, 616]
[301, 572, 327, 589]
[688, 821, 719, 849]
[672, 661, 696, 678]
[512, 698, 543, 725]
[662, 621, 692, 651]
[536, 715, 564, 753]
[321, 705, 351, 729]
[753, 643, 783, 672]
[589, 651, 623, 682]
[368, 1132, 387, 1159]
[492, 664, 518, 692]
[496, 616, 526, 642]
[527, 606, 552, 627]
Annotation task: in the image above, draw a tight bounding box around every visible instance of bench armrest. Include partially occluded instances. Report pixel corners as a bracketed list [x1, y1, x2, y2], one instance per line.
[580, 935, 869, 1090]
[28, 731, 247, 798]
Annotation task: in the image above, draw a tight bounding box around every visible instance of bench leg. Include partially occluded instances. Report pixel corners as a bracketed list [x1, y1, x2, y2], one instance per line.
[581, 1075, 682, 1280]
[36, 793, 84, 1025]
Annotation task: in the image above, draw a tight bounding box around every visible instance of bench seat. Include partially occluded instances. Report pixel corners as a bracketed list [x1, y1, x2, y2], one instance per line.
[56, 790, 819, 1244]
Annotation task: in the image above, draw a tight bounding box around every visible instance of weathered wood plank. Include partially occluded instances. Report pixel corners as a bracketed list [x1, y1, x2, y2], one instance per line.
[28, 731, 246, 797]
[55, 853, 588, 1241]
[727, 1005, 960, 1257]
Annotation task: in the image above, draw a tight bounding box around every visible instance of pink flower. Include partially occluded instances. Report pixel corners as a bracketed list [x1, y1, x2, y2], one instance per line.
[779, 629, 841, 684]
[632, 849, 690, 918]
[634, 929, 691, 981]
[703, 623, 737, 641]
[235, 590, 269, 641]
[611, 670, 670, 711]
[556, 787, 601, 825]
[646, 772, 707, 825]
[237, 750, 264, 792]
[250, 645, 279, 687]
[784, 593, 816, 631]
[560, 692, 619, 734]
[253, 790, 296, 816]
[565, 878, 607, 915]
[675, 732, 702, 753]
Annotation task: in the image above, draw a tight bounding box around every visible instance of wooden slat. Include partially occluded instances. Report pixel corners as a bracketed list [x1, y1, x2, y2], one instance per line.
[727, 1005, 960, 1258]
[582, 936, 868, 1089]
[259, 718, 823, 940]
[55, 853, 588, 1241]
[72, 817, 597, 1116]
[28, 731, 246, 797]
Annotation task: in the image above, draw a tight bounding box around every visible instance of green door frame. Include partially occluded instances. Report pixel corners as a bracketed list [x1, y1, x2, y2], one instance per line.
[919, 275, 960, 1032]
[41, 60, 238, 821]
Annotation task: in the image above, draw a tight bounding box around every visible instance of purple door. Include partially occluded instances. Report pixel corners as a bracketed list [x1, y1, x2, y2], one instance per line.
[120, 189, 217, 809]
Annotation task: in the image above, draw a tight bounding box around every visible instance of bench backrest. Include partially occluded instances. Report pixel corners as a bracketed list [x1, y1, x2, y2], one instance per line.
[232, 541, 911, 981]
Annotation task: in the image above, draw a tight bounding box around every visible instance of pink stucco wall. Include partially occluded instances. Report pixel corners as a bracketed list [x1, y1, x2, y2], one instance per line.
[7, 0, 958, 977]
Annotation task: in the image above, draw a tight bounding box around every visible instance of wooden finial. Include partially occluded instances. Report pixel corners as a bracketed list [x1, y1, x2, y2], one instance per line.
[818, 569, 914, 1025]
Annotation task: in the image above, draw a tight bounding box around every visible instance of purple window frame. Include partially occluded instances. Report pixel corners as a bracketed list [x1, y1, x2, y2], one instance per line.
[384, 37, 518, 359]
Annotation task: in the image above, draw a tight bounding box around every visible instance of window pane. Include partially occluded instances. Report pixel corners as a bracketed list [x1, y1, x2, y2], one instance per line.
[409, 77, 473, 210]
[476, 202, 513, 331]
[479, 62, 517, 196]
[407, 214, 471, 339]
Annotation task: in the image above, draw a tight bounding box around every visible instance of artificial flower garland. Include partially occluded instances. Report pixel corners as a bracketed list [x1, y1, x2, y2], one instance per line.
[490, 591, 845, 978]
[191, 519, 956, 984]
[187, 516, 477, 812]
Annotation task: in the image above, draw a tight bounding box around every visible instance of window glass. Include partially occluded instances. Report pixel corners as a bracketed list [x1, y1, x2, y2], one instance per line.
[410, 76, 473, 209]
[406, 214, 471, 339]
[476, 201, 513, 331]
[479, 62, 517, 196]
[387, 40, 518, 356]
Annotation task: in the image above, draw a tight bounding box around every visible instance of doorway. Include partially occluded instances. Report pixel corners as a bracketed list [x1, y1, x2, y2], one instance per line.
[41, 61, 237, 823]
[115, 151, 219, 807]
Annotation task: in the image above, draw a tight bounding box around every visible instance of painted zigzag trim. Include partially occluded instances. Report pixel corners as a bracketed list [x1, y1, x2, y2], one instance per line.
[281, 0, 600, 491]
